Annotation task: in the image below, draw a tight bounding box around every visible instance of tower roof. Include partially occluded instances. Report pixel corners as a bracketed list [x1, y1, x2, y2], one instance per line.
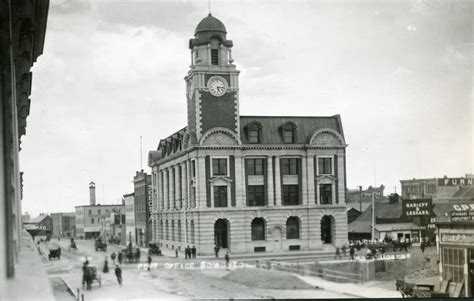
[194, 13, 226, 36]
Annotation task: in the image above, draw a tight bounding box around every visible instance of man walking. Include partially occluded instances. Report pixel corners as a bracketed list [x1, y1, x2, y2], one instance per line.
[185, 245, 190, 259]
[115, 265, 123, 286]
[118, 252, 123, 265]
[111, 252, 116, 265]
[420, 241, 425, 254]
[349, 246, 355, 260]
[147, 255, 152, 271]
[192, 245, 196, 259]
[335, 246, 342, 259]
[214, 245, 219, 258]
[224, 251, 230, 268]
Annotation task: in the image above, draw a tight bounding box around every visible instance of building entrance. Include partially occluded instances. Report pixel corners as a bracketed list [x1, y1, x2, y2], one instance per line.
[214, 219, 229, 248]
[321, 215, 334, 244]
[271, 227, 282, 251]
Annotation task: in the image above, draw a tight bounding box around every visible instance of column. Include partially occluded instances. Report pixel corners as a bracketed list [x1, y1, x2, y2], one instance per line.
[186, 159, 192, 208]
[267, 156, 274, 206]
[240, 157, 246, 207]
[301, 156, 308, 205]
[175, 165, 181, 209]
[307, 156, 315, 205]
[274, 156, 282, 206]
[163, 169, 169, 210]
[197, 156, 206, 208]
[234, 155, 245, 207]
[169, 166, 175, 209]
[182, 162, 188, 209]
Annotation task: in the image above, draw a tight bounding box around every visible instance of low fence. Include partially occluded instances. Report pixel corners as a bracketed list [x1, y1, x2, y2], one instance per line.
[264, 261, 365, 284]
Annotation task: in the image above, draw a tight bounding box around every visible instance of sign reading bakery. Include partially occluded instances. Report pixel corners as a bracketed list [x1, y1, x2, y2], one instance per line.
[437, 177, 473, 187]
[402, 198, 433, 216]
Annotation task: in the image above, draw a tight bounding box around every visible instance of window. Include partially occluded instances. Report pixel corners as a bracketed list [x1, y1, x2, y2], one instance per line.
[320, 184, 332, 204]
[91, 217, 94, 224]
[286, 217, 300, 239]
[89, 209, 92, 215]
[211, 49, 219, 65]
[283, 130, 294, 143]
[251, 218, 265, 241]
[214, 186, 228, 207]
[246, 158, 264, 175]
[248, 186, 265, 206]
[283, 185, 299, 205]
[426, 184, 436, 194]
[281, 158, 298, 175]
[212, 158, 227, 176]
[191, 160, 196, 177]
[442, 247, 465, 282]
[98, 209, 101, 215]
[318, 157, 332, 175]
[249, 130, 259, 143]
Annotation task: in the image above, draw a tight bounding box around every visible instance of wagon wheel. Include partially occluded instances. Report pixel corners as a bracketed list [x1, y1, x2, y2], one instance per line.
[98, 275, 102, 287]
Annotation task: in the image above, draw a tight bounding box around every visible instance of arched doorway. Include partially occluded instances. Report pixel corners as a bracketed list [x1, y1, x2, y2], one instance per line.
[321, 215, 335, 244]
[214, 219, 229, 248]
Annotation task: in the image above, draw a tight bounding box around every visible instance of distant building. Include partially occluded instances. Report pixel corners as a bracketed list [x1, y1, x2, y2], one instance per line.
[21, 212, 31, 223]
[346, 185, 386, 212]
[23, 214, 53, 240]
[400, 174, 474, 203]
[75, 204, 124, 239]
[124, 193, 136, 245]
[51, 212, 76, 238]
[133, 170, 152, 247]
[347, 208, 361, 224]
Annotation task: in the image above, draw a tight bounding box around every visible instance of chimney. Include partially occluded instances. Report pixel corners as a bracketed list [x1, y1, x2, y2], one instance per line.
[89, 181, 96, 205]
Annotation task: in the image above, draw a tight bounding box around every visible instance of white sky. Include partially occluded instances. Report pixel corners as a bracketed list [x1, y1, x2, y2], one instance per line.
[22, 0, 473, 216]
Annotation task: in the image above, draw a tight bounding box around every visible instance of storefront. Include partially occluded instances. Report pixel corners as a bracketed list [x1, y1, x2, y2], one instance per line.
[435, 205, 474, 297]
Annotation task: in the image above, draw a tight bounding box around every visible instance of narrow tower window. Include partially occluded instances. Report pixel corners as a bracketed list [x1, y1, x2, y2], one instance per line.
[211, 49, 219, 65]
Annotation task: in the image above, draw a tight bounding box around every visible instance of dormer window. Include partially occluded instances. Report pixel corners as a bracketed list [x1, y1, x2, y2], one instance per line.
[245, 121, 263, 144]
[283, 130, 294, 143]
[249, 130, 259, 143]
[280, 121, 297, 144]
[211, 49, 219, 65]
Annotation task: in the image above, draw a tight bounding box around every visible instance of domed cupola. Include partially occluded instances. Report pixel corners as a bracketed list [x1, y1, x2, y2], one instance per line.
[194, 13, 227, 37]
[189, 14, 233, 49]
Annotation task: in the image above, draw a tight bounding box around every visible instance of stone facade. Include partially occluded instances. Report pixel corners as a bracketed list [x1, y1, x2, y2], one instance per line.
[148, 14, 349, 255]
[133, 171, 152, 247]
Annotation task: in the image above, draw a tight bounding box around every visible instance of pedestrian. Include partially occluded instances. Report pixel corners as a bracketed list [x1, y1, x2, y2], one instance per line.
[115, 265, 122, 286]
[136, 248, 141, 262]
[192, 245, 196, 259]
[335, 246, 342, 259]
[380, 246, 385, 258]
[214, 245, 219, 258]
[103, 256, 109, 273]
[341, 244, 347, 257]
[420, 241, 425, 253]
[111, 252, 116, 265]
[118, 252, 123, 265]
[175, 248, 179, 258]
[185, 245, 189, 259]
[224, 251, 230, 268]
[82, 260, 89, 289]
[147, 255, 152, 271]
[349, 247, 355, 260]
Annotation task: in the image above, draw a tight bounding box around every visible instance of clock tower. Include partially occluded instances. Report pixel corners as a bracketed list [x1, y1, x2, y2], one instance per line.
[185, 14, 240, 144]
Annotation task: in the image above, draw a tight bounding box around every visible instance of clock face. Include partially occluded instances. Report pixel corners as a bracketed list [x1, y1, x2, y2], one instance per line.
[208, 77, 227, 97]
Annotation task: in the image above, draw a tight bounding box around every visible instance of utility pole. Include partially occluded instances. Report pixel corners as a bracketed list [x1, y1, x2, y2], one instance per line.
[371, 191, 375, 240]
[140, 136, 143, 171]
[358, 186, 363, 212]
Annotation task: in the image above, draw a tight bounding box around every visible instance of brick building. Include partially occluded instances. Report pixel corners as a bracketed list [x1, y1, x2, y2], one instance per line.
[51, 212, 76, 238]
[124, 192, 136, 245]
[133, 170, 152, 247]
[400, 174, 474, 203]
[148, 14, 349, 255]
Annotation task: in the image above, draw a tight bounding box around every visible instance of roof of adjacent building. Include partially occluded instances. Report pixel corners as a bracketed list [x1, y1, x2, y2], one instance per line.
[348, 201, 403, 233]
[25, 214, 50, 224]
[452, 187, 474, 198]
[75, 204, 124, 208]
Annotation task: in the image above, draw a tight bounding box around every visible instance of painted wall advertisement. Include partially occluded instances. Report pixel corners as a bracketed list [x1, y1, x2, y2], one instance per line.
[402, 198, 433, 217]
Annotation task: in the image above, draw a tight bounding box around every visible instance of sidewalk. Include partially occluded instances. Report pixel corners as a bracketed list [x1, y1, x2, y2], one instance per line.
[0, 231, 56, 300]
[296, 274, 401, 298]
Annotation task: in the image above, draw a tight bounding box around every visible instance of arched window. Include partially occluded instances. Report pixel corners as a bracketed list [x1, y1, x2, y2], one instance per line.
[286, 217, 300, 239]
[279, 121, 297, 144]
[190, 220, 195, 244]
[171, 220, 175, 241]
[177, 220, 182, 242]
[251, 218, 266, 241]
[245, 121, 263, 144]
[165, 220, 169, 240]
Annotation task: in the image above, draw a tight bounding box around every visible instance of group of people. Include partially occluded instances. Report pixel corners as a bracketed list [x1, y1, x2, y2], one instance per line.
[184, 245, 197, 259]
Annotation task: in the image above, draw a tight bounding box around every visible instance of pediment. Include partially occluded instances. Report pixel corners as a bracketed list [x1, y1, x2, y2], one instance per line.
[309, 129, 345, 147]
[200, 127, 241, 146]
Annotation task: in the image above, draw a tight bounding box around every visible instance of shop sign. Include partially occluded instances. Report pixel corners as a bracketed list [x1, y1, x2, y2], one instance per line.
[402, 198, 433, 216]
[450, 211, 474, 222]
[441, 233, 474, 243]
[438, 178, 473, 187]
[452, 204, 474, 211]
